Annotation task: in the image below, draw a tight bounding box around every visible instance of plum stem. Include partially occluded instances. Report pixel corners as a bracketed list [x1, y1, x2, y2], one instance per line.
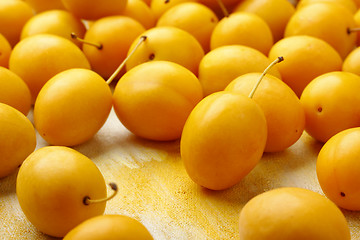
[248, 56, 284, 99]
[106, 35, 147, 85]
[347, 27, 360, 34]
[70, 32, 103, 49]
[216, 0, 229, 17]
[83, 182, 118, 205]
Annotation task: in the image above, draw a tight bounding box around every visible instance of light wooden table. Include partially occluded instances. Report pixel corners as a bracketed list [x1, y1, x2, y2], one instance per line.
[1, 108, 360, 239]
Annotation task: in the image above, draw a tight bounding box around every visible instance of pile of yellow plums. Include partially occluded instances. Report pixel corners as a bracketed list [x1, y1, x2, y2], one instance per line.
[2, 0, 360, 238]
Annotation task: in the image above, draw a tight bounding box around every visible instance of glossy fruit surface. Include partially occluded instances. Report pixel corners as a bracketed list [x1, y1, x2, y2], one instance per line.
[0, 103, 36, 178]
[225, 73, 305, 152]
[284, 2, 356, 59]
[24, 0, 65, 12]
[61, 0, 128, 20]
[0, 67, 31, 115]
[210, 12, 273, 55]
[34, 68, 112, 146]
[181, 91, 267, 190]
[20, 10, 87, 48]
[16, 146, 107, 237]
[0, 0, 34, 47]
[300, 71, 360, 143]
[268, 35, 342, 97]
[198, 45, 281, 96]
[83, 15, 145, 79]
[64, 215, 153, 240]
[125, 26, 204, 75]
[113, 61, 203, 141]
[234, 0, 295, 42]
[9, 34, 90, 103]
[317, 127, 360, 210]
[239, 187, 351, 240]
[342, 47, 360, 76]
[156, 2, 218, 52]
[0, 33, 11, 68]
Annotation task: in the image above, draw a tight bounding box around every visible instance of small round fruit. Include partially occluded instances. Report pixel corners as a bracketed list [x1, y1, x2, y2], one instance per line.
[64, 215, 153, 240]
[24, 0, 65, 12]
[0, 0, 34, 47]
[284, 2, 356, 59]
[150, 0, 196, 20]
[233, 0, 295, 42]
[317, 127, 360, 210]
[34, 68, 112, 146]
[61, 0, 128, 20]
[198, 45, 281, 96]
[16, 146, 107, 237]
[0, 67, 31, 115]
[300, 71, 360, 143]
[125, 26, 204, 75]
[239, 187, 351, 240]
[156, 2, 218, 52]
[342, 47, 360, 76]
[113, 61, 203, 141]
[210, 12, 273, 55]
[120, 0, 156, 29]
[268, 35, 342, 97]
[82, 15, 145, 79]
[0, 103, 36, 178]
[296, 0, 357, 14]
[9, 34, 90, 103]
[354, 8, 360, 46]
[0, 33, 11, 68]
[225, 73, 305, 152]
[181, 91, 267, 190]
[20, 10, 87, 48]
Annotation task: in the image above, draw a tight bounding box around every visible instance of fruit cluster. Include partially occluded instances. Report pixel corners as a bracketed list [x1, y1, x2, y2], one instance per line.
[1, 0, 360, 239]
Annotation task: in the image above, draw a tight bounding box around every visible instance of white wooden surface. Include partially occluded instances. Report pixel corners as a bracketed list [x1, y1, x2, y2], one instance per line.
[1, 108, 360, 239]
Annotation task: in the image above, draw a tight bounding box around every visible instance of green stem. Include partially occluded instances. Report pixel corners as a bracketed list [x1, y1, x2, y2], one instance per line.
[70, 32, 103, 49]
[83, 182, 118, 205]
[248, 56, 284, 99]
[106, 35, 147, 85]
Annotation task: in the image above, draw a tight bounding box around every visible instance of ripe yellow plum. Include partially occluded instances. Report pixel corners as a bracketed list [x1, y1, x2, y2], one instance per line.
[268, 35, 343, 97]
[342, 47, 360, 76]
[150, 0, 197, 20]
[24, 0, 65, 12]
[296, 0, 357, 14]
[16, 146, 108, 237]
[300, 71, 360, 143]
[180, 91, 267, 190]
[0, 33, 11, 68]
[34, 68, 112, 146]
[113, 61, 203, 141]
[233, 0, 295, 42]
[225, 73, 305, 152]
[125, 27, 204, 75]
[317, 127, 360, 211]
[198, 45, 281, 96]
[0, 67, 31, 115]
[20, 10, 87, 48]
[284, 2, 356, 59]
[0, 0, 34, 47]
[239, 187, 351, 240]
[82, 16, 145, 79]
[9, 34, 90, 103]
[354, 8, 360, 46]
[61, 0, 128, 20]
[210, 12, 273, 55]
[64, 215, 153, 240]
[156, 2, 218, 52]
[0, 103, 36, 178]
[120, 0, 156, 29]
